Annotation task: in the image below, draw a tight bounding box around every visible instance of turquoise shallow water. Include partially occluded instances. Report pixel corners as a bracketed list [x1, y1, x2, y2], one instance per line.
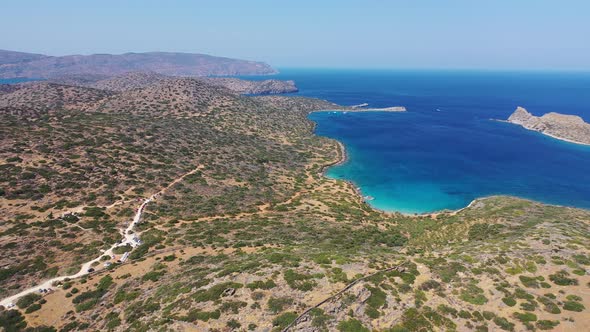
[245, 69, 590, 214]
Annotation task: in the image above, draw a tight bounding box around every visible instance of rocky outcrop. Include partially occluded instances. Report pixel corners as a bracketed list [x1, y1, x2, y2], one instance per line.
[0, 49, 277, 78]
[507, 106, 590, 145]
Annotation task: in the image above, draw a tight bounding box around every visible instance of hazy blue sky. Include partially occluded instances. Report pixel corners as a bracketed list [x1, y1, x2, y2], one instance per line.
[2, 0, 589, 70]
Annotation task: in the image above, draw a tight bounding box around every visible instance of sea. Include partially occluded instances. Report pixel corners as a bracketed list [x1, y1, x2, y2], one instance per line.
[242, 69, 590, 213]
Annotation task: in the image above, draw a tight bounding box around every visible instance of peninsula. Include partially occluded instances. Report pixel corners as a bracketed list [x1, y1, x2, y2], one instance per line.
[507, 106, 590, 145]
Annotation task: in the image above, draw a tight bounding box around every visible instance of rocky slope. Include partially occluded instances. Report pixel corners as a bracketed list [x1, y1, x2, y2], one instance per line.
[0, 82, 113, 117]
[507, 106, 590, 145]
[200, 77, 298, 95]
[49, 71, 298, 95]
[0, 50, 277, 78]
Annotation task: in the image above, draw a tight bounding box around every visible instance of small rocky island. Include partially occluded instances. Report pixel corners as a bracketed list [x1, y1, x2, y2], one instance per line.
[507, 106, 590, 145]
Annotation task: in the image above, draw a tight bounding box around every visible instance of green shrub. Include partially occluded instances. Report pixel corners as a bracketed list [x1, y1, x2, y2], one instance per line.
[227, 319, 241, 329]
[549, 270, 578, 286]
[502, 297, 516, 307]
[16, 293, 42, 309]
[246, 279, 276, 290]
[267, 296, 293, 314]
[536, 320, 559, 330]
[513, 312, 537, 323]
[460, 284, 488, 305]
[337, 318, 370, 332]
[283, 269, 317, 291]
[272, 312, 298, 329]
[493, 316, 514, 331]
[193, 282, 243, 302]
[25, 303, 42, 313]
[563, 301, 585, 312]
[181, 310, 221, 322]
[309, 308, 332, 329]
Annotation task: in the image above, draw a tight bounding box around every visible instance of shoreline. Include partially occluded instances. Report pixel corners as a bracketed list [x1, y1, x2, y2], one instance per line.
[494, 119, 590, 147]
[318, 133, 480, 218]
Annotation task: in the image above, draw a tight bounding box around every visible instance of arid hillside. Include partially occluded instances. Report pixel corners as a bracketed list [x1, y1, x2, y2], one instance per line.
[0, 75, 588, 332]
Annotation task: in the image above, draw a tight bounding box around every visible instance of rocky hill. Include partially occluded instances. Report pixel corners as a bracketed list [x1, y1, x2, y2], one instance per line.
[92, 77, 255, 116]
[200, 77, 298, 95]
[507, 106, 590, 145]
[49, 71, 298, 95]
[0, 82, 113, 117]
[0, 50, 277, 78]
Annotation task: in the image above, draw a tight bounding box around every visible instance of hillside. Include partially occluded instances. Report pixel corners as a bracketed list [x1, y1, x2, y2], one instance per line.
[49, 71, 299, 95]
[200, 77, 298, 95]
[507, 106, 590, 145]
[0, 77, 588, 332]
[0, 50, 277, 78]
[0, 82, 113, 117]
[92, 77, 256, 116]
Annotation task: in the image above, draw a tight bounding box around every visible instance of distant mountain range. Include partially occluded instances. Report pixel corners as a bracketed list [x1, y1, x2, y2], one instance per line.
[0, 49, 277, 78]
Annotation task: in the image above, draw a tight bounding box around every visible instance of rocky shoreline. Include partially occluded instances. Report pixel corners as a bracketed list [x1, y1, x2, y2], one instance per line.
[506, 106, 590, 146]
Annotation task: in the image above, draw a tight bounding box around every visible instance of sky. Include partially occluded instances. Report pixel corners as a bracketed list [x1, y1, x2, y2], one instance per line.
[2, 0, 590, 70]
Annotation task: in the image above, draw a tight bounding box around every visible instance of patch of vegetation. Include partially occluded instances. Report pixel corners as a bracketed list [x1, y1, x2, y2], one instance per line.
[337, 318, 370, 332]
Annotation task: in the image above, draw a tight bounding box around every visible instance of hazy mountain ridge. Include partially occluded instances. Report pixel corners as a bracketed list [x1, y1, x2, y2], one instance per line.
[0, 49, 48, 65]
[0, 50, 278, 78]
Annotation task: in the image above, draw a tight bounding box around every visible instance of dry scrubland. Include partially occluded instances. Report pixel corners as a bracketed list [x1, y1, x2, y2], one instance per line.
[0, 73, 588, 332]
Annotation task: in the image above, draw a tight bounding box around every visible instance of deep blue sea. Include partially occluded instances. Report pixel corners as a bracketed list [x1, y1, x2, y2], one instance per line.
[244, 69, 590, 213]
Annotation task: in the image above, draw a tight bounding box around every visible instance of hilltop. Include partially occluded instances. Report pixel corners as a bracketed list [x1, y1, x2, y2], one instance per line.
[49, 71, 299, 95]
[507, 106, 590, 145]
[0, 82, 113, 117]
[200, 77, 298, 95]
[0, 50, 277, 78]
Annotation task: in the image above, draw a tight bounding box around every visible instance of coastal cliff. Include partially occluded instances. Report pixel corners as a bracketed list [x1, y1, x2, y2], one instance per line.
[507, 106, 590, 145]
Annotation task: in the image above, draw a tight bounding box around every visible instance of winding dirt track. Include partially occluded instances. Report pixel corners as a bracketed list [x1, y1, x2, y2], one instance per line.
[0, 166, 202, 308]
